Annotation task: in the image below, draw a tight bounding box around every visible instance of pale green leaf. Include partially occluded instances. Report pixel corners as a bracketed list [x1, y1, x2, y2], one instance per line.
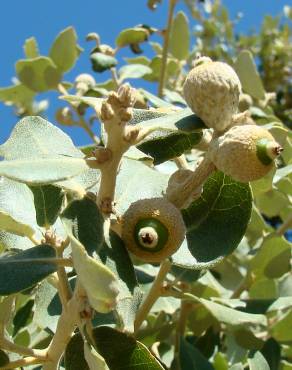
[23, 37, 39, 58]
[248, 351, 270, 370]
[119, 64, 152, 82]
[0, 209, 35, 238]
[84, 342, 109, 370]
[169, 11, 190, 60]
[116, 28, 149, 48]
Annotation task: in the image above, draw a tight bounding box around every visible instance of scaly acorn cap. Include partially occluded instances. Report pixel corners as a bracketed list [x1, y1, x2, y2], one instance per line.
[183, 57, 242, 132]
[208, 125, 283, 182]
[121, 198, 186, 263]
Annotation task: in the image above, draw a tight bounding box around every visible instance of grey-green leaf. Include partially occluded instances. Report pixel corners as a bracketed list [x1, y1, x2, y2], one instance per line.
[90, 53, 118, 73]
[16, 56, 62, 92]
[49, 27, 79, 73]
[169, 11, 190, 60]
[116, 28, 149, 48]
[0, 84, 35, 108]
[248, 351, 270, 370]
[234, 50, 266, 100]
[30, 185, 64, 227]
[119, 64, 152, 82]
[0, 245, 57, 295]
[172, 172, 252, 269]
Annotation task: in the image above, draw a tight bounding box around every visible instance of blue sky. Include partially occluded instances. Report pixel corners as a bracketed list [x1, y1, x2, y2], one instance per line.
[0, 0, 289, 146]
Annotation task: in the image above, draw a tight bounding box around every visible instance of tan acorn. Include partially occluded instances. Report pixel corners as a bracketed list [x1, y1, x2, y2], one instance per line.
[183, 57, 242, 132]
[208, 125, 283, 182]
[121, 198, 186, 263]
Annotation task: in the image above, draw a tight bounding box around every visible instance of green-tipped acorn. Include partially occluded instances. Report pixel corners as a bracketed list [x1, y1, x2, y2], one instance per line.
[208, 125, 283, 182]
[122, 198, 186, 263]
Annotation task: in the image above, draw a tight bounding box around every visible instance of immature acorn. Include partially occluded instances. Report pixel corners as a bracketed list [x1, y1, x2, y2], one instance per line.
[121, 198, 186, 263]
[208, 125, 283, 182]
[183, 57, 242, 132]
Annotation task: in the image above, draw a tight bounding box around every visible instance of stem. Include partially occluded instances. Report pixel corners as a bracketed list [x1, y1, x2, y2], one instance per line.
[134, 259, 172, 334]
[276, 214, 292, 237]
[110, 67, 120, 90]
[28, 234, 40, 245]
[174, 154, 190, 170]
[55, 248, 72, 307]
[0, 357, 46, 369]
[158, 0, 177, 97]
[0, 338, 47, 359]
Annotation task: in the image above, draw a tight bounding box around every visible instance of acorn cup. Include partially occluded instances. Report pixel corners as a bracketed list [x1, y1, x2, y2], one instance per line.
[208, 124, 283, 182]
[121, 198, 186, 263]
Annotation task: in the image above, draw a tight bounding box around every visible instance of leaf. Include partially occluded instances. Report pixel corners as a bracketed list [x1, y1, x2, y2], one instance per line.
[0, 116, 83, 161]
[61, 196, 104, 255]
[115, 158, 169, 215]
[93, 326, 164, 369]
[116, 28, 149, 48]
[16, 56, 62, 92]
[84, 342, 109, 370]
[70, 235, 120, 313]
[145, 56, 180, 82]
[90, 53, 118, 73]
[0, 156, 88, 184]
[0, 245, 57, 295]
[169, 11, 190, 60]
[98, 232, 142, 332]
[179, 337, 215, 370]
[260, 338, 281, 370]
[65, 333, 90, 370]
[30, 185, 64, 227]
[23, 37, 39, 58]
[234, 50, 265, 100]
[270, 310, 292, 343]
[119, 64, 152, 82]
[139, 88, 174, 108]
[248, 351, 270, 370]
[0, 177, 39, 251]
[49, 27, 79, 72]
[13, 299, 34, 336]
[0, 209, 35, 239]
[186, 296, 267, 328]
[0, 84, 35, 108]
[172, 172, 252, 269]
[0, 349, 9, 367]
[249, 236, 291, 279]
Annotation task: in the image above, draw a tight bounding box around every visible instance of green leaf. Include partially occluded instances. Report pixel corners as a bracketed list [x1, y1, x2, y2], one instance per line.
[144, 56, 180, 82]
[0, 156, 88, 185]
[270, 310, 292, 343]
[119, 64, 152, 82]
[0, 84, 35, 108]
[90, 52, 118, 73]
[0, 245, 57, 295]
[234, 50, 265, 100]
[139, 88, 173, 108]
[233, 328, 264, 350]
[23, 37, 39, 58]
[98, 232, 142, 332]
[93, 326, 164, 369]
[0, 349, 9, 367]
[70, 235, 120, 313]
[249, 236, 291, 279]
[13, 299, 34, 336]
[116, 28, 149, 48]
[169, 11, 190, 60]
[248, 351, 270, 370]
[30, 185, 64, 227]
[0, 116, 82, 161]
[49, 27, 79, 72]
[61, 196, 104, 255]
[16, 56, 62, 92]
[261, 338, 281, 370]
[0, 209, 35, 239]
[180, 337, 214, 370]
[172, 172, 252, 269]
[65, 333, 90, 370]
[136, 108, 205, 164]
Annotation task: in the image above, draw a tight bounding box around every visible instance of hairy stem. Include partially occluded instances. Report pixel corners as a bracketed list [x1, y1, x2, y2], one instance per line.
[134, 259, 172, 334]
[158, 0, 177, 97]
[0, 357, 46, 369]
[0, 338, 47, 359]
[55, 248, 72, 307]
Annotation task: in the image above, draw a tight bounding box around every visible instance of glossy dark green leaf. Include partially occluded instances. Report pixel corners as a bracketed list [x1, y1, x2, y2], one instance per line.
[93, 326, 164, 369]
[248, 351, 270, 370]
[13, 299, 34, 336]
[180, 337, 215, 370]
[98, 232, 142, 332]
[90, 53, 118, 73]
[61, 196, 104, 255]
[30, 185, 64, 227]
[260, 338, 281, 370]
[0, 349, 9, 367]
[169, 11, 190, 60]
[116, 28, 149, 48]
[0, 245, 57, 295]
[16, 56, 62, 92]
[65, 333, 89, 370]
[172, 172, 252, 269]
[49, 27, 79, 72]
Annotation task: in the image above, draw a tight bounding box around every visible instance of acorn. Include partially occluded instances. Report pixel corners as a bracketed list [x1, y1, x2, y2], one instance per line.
[208, 125, 283, 182]
[183, 57, 242, 132]
[121, 198, 186, 263]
